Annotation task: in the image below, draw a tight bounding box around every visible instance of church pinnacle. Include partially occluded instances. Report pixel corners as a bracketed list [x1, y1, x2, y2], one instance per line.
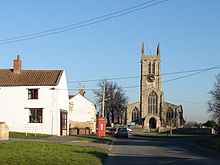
[157, 42, 160, 56]
[141, 42, 145, 56]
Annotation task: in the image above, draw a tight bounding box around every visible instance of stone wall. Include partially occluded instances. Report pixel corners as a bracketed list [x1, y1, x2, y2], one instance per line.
[172, 128, 214, 135]
[0, 122, 9, 140]
[69, 120, 96, 133]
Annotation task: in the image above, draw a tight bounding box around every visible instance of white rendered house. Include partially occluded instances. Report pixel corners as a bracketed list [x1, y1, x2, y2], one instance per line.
[0, 55, 69, 136]
[69, 89, 97, 133]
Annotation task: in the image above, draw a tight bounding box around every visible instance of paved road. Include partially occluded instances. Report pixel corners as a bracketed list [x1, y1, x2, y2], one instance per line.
[104, 135, 220, 165]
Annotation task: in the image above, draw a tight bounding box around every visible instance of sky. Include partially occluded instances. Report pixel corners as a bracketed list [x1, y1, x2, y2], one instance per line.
[0, 0, 220, 123]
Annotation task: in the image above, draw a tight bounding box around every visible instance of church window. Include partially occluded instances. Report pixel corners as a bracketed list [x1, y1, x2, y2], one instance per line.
[152, 62, 156, 74]
[148, 91, 158, 114]
[131, 107, 139, 122]
[166, 108, 174, 124]
[148, 62, 151, 73]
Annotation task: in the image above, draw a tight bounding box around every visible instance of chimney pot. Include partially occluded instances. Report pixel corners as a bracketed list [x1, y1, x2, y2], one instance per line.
[79, 88, 85, 96]
[13, 55, 22, 74]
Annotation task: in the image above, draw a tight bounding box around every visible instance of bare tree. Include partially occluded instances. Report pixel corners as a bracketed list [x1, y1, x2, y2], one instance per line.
[94, 80, 128, 125]
[208, 74, 220, 124]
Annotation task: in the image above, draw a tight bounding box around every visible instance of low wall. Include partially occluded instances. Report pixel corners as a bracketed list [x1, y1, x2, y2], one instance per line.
[69, 128, 92, 136]
[172, 128, 214, 135]
[69, 120, 96, 133]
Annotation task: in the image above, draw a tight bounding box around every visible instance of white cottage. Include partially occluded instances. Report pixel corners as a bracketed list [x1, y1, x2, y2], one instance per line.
[0, 55, 69, 136]
[69, 89, 97, 133]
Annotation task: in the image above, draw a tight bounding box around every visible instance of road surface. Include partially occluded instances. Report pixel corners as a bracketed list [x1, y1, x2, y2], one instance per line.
[104, 135, 220, 165]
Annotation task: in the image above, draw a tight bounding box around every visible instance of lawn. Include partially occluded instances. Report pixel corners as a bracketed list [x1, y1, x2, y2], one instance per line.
[9, 132, 114, 145]
[9, 132, 53, 139]
[0, 142, 107, 165]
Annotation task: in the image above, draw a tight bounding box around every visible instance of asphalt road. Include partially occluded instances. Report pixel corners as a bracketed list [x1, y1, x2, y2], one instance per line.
[104, 135, 220, 165]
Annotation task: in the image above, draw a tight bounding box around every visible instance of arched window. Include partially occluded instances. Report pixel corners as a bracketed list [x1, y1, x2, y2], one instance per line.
[152, 62, 156, 74]
[148, 62, 151, 73]
[148, 91, 158, 114]
[166, 108, 174, 124]
[132, 107, 139, 122]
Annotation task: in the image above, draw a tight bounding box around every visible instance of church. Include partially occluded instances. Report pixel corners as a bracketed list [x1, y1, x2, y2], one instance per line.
[127, 43, 185, 132]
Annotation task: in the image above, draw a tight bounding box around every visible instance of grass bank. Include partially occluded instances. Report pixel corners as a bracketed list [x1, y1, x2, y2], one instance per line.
[0, 142, 107, 165]
[74, 135, 114, 144]
[9, 132, 53, 139]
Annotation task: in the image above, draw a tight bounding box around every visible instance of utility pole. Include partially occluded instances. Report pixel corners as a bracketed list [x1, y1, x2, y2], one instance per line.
[102, 82, 105, 117]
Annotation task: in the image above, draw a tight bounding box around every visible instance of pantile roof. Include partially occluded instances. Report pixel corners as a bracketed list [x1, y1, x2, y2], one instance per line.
[0, 69, 63, 86]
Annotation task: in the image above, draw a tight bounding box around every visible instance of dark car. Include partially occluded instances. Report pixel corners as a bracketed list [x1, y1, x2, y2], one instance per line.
[116, 127, 128, 138]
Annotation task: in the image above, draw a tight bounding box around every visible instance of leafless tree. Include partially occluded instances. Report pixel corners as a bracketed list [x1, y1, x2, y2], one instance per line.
[208, 74, 220, 124]
[183, 121, 202, 128]
[94, 80, 128, 125]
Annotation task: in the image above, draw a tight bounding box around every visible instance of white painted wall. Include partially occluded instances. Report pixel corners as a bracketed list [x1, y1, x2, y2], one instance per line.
[0, 71, 69, 136]
[69, 94, 96, 132]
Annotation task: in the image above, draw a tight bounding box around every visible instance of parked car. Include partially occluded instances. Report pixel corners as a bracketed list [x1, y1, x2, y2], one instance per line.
[116, 127, 128, 138]
[106, 127, 116, 135]
[127, 128, 132, 133]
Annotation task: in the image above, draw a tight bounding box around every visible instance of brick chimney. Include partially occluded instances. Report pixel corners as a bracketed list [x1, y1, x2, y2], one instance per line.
[13, 55, 22, 74]
[79, 88, 85, 96]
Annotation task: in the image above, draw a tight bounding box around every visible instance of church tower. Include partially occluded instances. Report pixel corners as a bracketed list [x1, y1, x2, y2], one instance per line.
[140, 43, 164, 131]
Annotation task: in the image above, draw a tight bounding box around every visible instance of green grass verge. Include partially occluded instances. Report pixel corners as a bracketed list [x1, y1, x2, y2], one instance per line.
[75, 135, 114, 144]
[0, 142, 107, 165]
[9, 132, 53, 139]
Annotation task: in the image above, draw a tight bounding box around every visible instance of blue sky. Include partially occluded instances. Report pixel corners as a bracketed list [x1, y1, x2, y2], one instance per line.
[0, 0, 220, 123]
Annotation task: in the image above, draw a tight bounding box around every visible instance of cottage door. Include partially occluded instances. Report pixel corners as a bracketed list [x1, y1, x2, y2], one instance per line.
[60, 111, 67, 136]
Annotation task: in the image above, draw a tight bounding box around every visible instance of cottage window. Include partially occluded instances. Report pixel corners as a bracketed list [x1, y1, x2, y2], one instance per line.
[28, 89, 38, 99]
[29, 108, 43, 123]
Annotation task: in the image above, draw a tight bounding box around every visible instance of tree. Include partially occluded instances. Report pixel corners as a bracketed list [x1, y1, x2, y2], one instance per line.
[167, 118, 175, 136]
[208, 74, 220, 125]
[202, 120, 218, 130]
[94, 80, 128, 126]
[183, 121, 202, 128]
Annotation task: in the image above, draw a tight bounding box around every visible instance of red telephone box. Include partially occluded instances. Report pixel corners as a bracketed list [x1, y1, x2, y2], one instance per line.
[97, 117, 106, 137]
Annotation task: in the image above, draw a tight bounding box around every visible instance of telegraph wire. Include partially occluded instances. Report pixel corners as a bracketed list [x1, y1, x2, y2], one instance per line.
[162, 66, 217, 83]
[0, 0, 168, 45]
[67, 65, 220, 83]
[0, 0, 159, 42]
[64, 65, 220, 91]
[68, 76, 140, 83]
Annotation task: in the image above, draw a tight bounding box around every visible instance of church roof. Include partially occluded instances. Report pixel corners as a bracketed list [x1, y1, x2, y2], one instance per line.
[0, 69, 63, 86]
[164, 102, 181, 108]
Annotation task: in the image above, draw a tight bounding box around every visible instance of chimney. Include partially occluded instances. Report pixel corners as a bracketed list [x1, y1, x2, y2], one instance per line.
[13, 55, 22, 74]
[79, 88, 85, 96]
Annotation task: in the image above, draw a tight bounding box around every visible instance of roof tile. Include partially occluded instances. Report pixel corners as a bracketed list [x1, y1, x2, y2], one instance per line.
[0, 69, 63, 86]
